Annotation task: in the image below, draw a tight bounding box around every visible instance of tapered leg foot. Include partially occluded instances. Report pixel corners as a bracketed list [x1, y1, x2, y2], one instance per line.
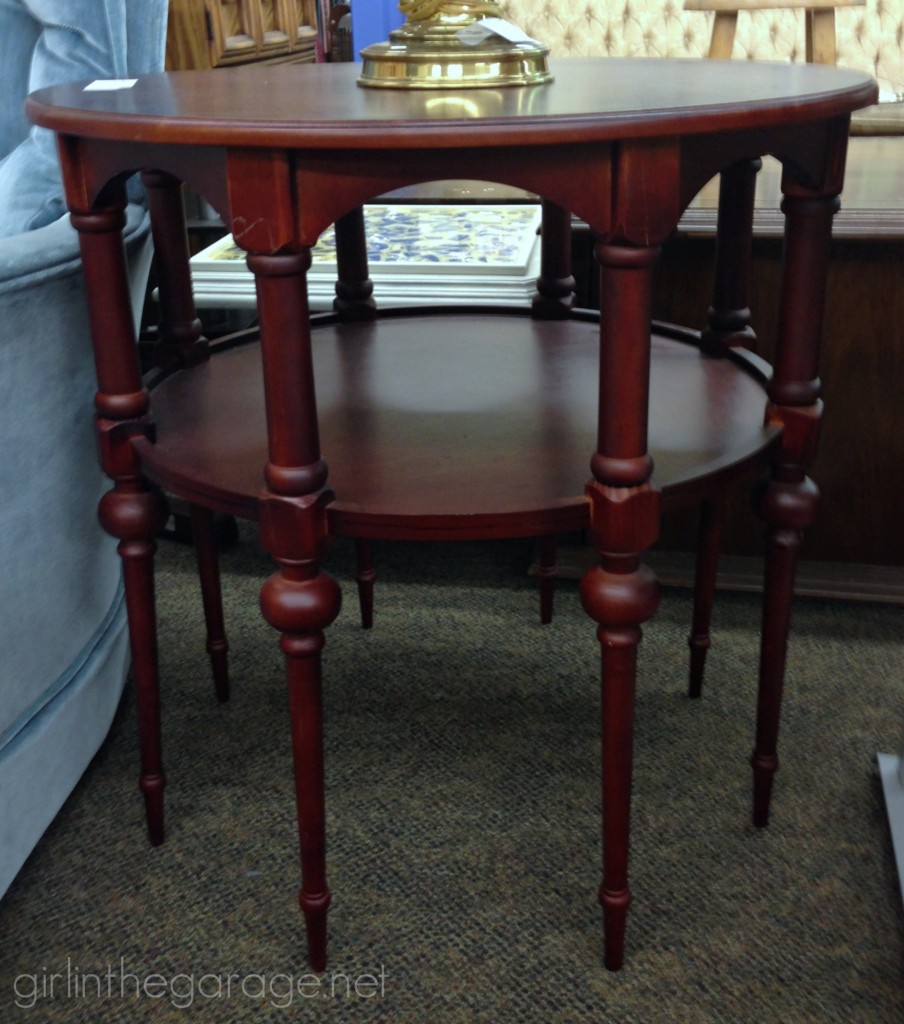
[103, 490, 169, 847]
[140, 774, 166, 847]
[687, 645, 708, 700]
[581, 551, 660, 971]
[538, 534, 556, 625]
[208, 648, 230, 703]
[687, 494, 725, 699]
[751, 751, 779, 827]
[190, 504, 230, 701]
[600, 886, 631, 971]
[261, 558, 341, 972]
[751, 470, 819, 827]
[300, 889, 332, 973]
[355, 538, 376, 630]
[125, 538, 166, 847]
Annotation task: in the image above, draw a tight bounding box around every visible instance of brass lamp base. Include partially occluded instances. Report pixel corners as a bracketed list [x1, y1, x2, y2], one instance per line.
[358, 20, 551, 89]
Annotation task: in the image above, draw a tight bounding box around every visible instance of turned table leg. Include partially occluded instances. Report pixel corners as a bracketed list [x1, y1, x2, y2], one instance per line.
[532, 198, 575, 320]
[333, 206, 377, 321]
[688, 493, 726, 699]
[689, 158, 761, 697]
[71, 200, 168, 846]
[530, 198, 575, 623]
[335, 207, 377, 631]
[248, 249, 342, 971]
[141, 170, 209, 369]
[751, 183, 840, 826]
[701, 158, 761, 356]
[581, 241, 661, 970]
[142, 171, 230, 703]
[190, 504, 231, 702]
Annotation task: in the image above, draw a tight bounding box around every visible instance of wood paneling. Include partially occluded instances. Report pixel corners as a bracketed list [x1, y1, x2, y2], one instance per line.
[648, 233, 904, 566]
[565, 134, 904, 569]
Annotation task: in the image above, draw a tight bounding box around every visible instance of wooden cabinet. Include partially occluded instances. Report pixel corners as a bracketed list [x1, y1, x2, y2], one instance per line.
[166, 0, 319, 70]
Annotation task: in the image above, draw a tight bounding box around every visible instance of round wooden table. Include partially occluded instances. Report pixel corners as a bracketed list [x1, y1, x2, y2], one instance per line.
[28, 56, 877, 972]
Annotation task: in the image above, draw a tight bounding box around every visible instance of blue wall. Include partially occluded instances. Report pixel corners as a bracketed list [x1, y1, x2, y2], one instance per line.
[352, 1, 405, 59]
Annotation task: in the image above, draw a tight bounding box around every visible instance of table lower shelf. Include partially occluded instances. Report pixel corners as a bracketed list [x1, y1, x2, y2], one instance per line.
[138, 308, 780, 542]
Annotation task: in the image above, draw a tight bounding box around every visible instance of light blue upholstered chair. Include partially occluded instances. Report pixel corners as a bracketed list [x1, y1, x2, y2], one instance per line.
[0, 0, 168, 898]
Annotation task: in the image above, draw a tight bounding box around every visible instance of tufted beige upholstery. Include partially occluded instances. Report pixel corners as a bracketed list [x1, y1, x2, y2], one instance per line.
[499, 0, 904, 96]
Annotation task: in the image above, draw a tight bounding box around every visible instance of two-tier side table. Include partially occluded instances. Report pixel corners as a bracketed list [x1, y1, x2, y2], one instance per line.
[27, 57, 877, 971]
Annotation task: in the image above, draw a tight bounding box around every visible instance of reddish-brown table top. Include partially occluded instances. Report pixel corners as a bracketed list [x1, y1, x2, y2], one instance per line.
[27, 57, 877, 149]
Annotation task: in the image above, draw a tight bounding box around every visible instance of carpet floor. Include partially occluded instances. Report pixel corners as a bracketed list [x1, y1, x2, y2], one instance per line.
[1, 525, 903, 1022]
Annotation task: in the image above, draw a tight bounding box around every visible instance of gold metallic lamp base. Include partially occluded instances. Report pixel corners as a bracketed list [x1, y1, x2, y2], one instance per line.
[358, 21, 551, 89]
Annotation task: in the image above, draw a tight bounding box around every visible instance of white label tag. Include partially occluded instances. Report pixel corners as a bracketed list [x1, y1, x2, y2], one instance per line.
[457, 18, 543, 47]
[84, 79, 138, 91]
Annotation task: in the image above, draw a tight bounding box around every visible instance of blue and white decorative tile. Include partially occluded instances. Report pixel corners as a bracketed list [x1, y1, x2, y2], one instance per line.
[191, 204, 543, 309]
